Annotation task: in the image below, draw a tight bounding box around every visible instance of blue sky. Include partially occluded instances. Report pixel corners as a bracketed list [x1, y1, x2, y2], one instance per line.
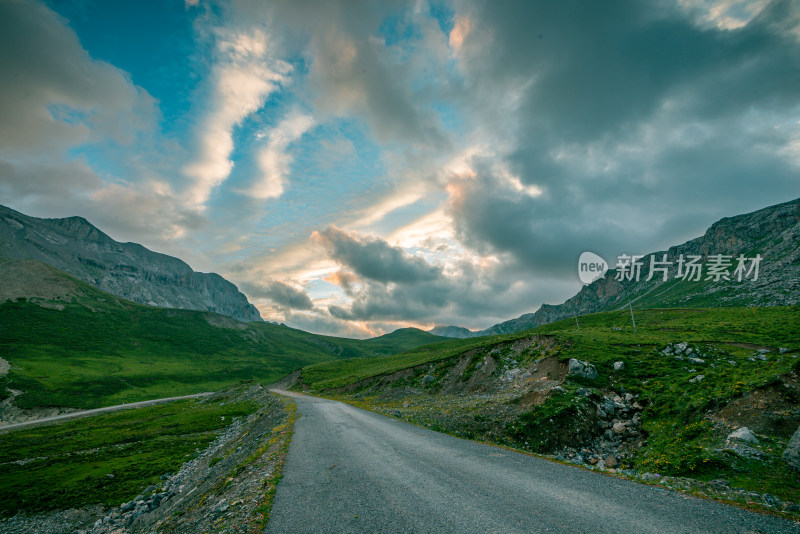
[1, 0, 799, 337]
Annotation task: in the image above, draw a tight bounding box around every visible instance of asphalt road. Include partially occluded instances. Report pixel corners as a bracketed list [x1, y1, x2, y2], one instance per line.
[0, 392, 212, 432]
[267, 391, 799, 534]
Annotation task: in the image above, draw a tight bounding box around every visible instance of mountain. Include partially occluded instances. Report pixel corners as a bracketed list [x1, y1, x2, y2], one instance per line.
[0, 259, 451, 413]
[365, 327, 451, 353]
[428, 325, 478, 338]
[436, 197, 800, 337]
[0, 204, 261, 321]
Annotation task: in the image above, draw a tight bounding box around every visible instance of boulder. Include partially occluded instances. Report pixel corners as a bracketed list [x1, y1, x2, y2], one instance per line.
[783, 426, 800, 471]
[613, 361, 625, 371]
[422, 374, 435, 384]
[568, 358, 598, 380]
[727, 427, 759, 444]
[501, 368, 522, 382]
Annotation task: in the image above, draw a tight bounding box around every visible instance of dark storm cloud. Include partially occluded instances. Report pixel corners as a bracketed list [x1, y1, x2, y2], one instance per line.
[240, 280, 314, 311]
[315, 228, 574, 325]
[314, 226, 442, 283]
[447, 0, 800, 279]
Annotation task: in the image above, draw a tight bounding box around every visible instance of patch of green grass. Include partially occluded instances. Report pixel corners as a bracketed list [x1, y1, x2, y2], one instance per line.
[0, 396, 259, 516]
[300, 336, 529, 390]
[0, 294, 448, 409]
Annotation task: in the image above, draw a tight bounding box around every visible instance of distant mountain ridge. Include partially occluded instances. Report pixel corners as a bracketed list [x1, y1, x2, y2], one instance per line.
[0, 204, 262, 322]
[433, 197, 800, 338]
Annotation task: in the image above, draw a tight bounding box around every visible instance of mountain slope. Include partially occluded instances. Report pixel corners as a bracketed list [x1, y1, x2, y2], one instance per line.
[428, 325, 477, 338]
[364, 327, 451, 353]
[0, 260, 449, 413]
[440, 197, 800, 338]
[0, 204, 261, 321]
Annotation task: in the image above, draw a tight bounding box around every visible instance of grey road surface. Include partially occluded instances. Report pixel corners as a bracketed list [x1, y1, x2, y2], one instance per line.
[267, 391, 799, 534]
[0, 392, 212, 432]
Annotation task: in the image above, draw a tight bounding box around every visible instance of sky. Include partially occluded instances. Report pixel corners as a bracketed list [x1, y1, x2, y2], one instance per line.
[1, 0, 799, 337]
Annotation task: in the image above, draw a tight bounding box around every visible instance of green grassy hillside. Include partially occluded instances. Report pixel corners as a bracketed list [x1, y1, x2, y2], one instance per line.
[297, 306, 800, 392]
[294, 306, 800, 513]
[0, 261, 449, 410]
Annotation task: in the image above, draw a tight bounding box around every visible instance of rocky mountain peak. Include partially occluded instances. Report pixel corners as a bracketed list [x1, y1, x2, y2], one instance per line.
[0, 205, 262, 322]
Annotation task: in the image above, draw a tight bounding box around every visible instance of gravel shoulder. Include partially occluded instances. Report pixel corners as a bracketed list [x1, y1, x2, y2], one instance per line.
[266, 391, 800, 534]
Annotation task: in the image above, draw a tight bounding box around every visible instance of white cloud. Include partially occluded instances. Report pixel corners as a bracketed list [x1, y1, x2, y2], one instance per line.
[182, 27, 291, 207]
[0, 0, 157, 157]
[247, 112, 315, 200]
[679, 0, 770, 29]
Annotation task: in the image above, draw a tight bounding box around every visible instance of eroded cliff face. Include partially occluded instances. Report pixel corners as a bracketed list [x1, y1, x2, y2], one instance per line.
[0, 205, 262, 322]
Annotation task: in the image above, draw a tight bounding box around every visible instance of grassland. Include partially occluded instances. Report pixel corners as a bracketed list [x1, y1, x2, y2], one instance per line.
[0, 388, 257, 517]
[0, 265, 449, 409]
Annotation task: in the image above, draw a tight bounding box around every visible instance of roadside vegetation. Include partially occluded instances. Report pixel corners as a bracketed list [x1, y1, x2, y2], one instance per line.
[0, 390, 256, 516]
[294, 306, 800, 517]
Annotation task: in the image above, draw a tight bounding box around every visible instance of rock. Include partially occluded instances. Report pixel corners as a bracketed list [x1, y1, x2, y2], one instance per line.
[727, 427, 759, 444]
[475, 362, 483, 370]
[213, 499, 229, 515]
[612, 422, 627, 434]
[509, 360, 518, 367]
[675, 342, 688, 353]
[779, 347, 790, 354]
[783, 426, 800, 471]
[604, 455, 618, 468]
[422, 374, 435, 384]
[689, 374, 704, 383]
[674, 355, 684, 360]
[688, 357, 705, 364]
[613, 361, 625, 371]
[501, 368, 522, 382]
[601, 399, 616, 415]
[568, 358, 598, 380]
[685, 347, 694, 355]
[576, 387, 593, 397]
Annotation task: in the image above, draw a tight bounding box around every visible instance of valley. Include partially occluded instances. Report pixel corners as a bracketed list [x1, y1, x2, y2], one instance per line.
[1, 200, 799, 531]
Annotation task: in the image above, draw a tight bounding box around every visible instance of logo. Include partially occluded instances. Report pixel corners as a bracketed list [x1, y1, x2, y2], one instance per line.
[578, 251, 608, 284]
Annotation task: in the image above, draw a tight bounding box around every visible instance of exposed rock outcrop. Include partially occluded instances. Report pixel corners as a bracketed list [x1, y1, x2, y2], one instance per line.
[784, 426, 800, 471]
[0, 205, 261, 322]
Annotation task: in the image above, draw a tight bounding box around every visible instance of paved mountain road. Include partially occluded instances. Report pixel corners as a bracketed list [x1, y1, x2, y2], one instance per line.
[267, 391, 799, 534]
